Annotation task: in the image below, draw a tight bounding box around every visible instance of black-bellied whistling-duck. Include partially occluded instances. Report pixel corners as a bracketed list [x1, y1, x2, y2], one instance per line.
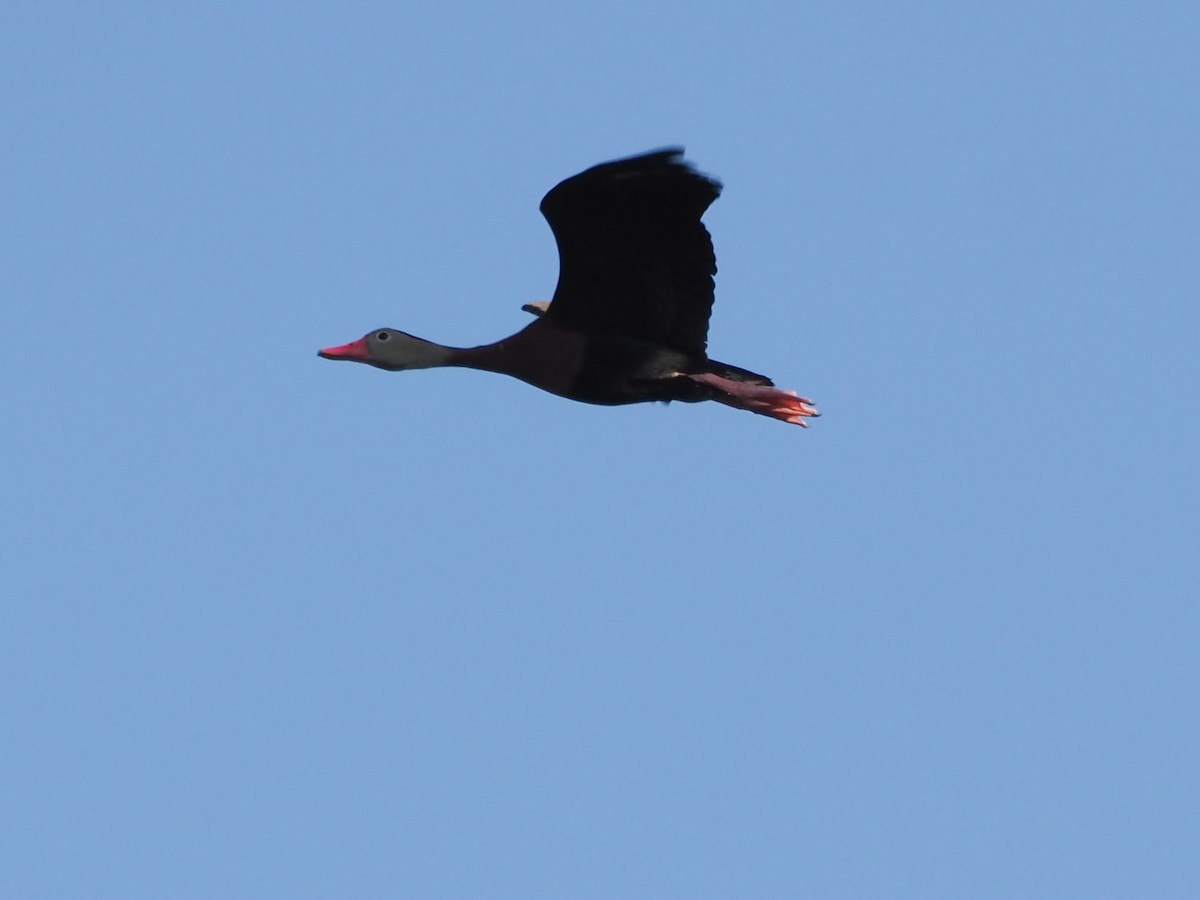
[319, 149, 819, 426]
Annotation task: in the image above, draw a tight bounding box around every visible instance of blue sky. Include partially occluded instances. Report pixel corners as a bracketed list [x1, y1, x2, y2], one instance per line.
[3, 3, 1198, 897]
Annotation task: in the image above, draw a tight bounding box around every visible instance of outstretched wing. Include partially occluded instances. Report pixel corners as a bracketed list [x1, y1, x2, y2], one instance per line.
[538, 148, 721, 358]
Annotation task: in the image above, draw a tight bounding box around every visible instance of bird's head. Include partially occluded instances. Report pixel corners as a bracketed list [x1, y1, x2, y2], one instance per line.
[318, 329, 448, 371]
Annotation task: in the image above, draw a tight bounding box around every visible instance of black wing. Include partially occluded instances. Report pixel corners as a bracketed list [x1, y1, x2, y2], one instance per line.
[538, 148, 721, 358]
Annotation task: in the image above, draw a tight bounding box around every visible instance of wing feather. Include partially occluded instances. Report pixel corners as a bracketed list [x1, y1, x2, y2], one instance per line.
[538, 149, 721, 357]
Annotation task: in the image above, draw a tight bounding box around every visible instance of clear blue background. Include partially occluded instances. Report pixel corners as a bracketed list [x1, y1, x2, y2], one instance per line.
[3, 3, 1197, 897]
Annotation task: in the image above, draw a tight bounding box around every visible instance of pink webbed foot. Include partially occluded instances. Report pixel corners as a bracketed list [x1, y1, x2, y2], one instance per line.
[688, 372, 820, 426]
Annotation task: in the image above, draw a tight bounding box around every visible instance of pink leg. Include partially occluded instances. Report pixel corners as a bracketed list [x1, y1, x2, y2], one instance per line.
[688, 373, 820, 426]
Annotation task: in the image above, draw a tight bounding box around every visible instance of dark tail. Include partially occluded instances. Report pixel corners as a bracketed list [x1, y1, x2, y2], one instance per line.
[705, 358, 774, 386]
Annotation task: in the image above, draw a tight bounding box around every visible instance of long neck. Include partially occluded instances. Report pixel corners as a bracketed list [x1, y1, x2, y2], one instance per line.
[440, 321, 585, 397]
[395, 335, 515, 373]
[370, 332, 517, 373]
[447, 339, 517, 374]
[389, 334, 458, 370]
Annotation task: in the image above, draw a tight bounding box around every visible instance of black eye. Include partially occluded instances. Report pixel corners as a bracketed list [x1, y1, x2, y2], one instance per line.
[377, 331, 390, 341]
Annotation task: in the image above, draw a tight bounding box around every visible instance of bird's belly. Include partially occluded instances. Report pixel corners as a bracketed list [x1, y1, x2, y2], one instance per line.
[566, 338, 697, 405]
[477, 321, 699, 406]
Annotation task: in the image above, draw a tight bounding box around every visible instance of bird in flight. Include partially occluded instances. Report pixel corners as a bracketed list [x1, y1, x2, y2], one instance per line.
[319, 148, 818, 426]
